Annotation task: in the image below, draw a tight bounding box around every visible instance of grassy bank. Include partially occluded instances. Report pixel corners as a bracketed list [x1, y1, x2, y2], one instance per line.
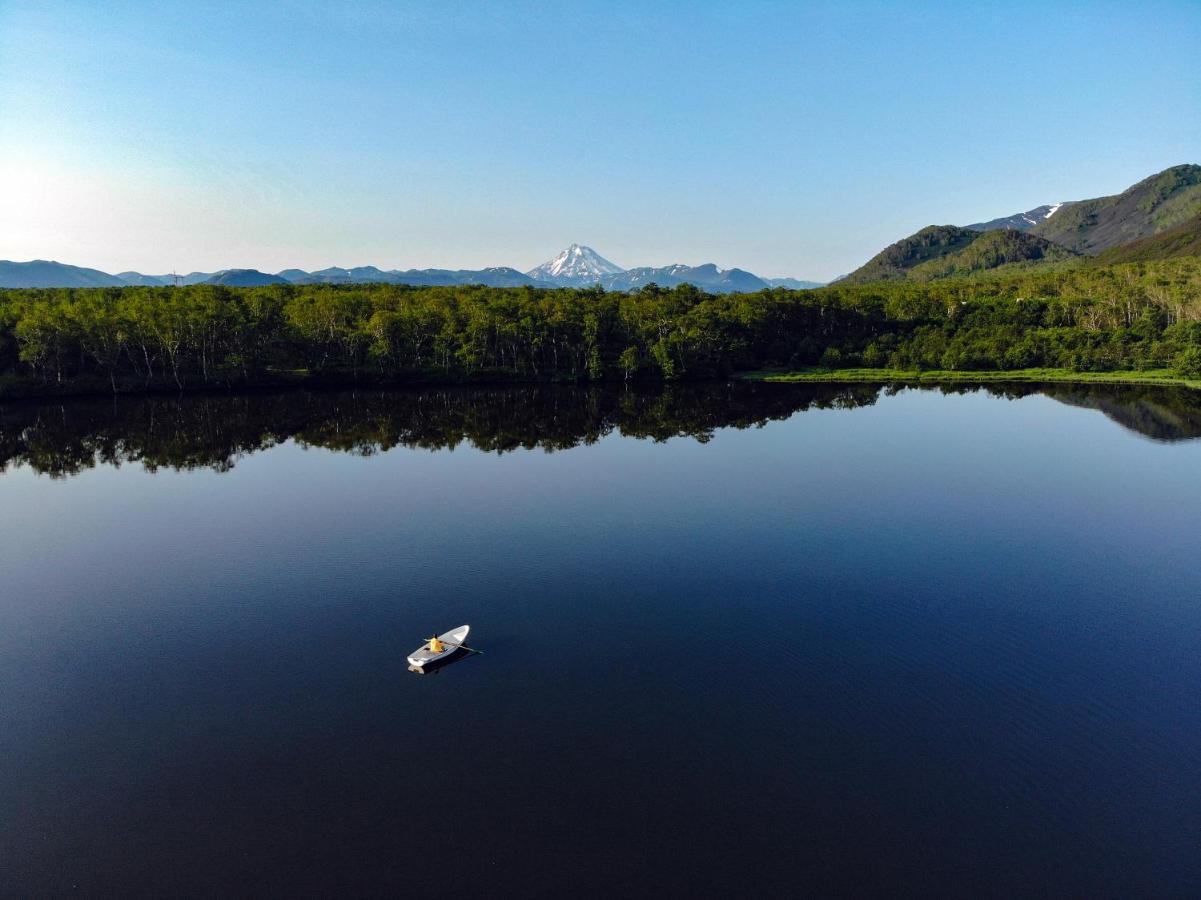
[741, 367, 1201, 389]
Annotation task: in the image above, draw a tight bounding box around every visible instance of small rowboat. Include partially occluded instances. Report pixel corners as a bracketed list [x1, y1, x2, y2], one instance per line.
[407, 624, 470, 670]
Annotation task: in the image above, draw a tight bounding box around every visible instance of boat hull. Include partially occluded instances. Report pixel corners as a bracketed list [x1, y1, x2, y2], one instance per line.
[407, 624, 470, 669]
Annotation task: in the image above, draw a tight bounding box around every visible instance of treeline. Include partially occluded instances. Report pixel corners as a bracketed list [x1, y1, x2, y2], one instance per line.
[1, 257, 1199, 395]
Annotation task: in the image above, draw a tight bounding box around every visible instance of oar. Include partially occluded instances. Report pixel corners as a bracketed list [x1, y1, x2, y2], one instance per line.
[442, 641, 484, 654]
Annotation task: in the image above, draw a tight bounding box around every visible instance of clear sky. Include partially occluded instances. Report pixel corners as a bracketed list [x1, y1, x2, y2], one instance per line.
[1, 1, 1198, 281]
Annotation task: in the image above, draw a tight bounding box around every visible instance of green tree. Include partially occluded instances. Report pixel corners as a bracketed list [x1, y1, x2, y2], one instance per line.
[1175, 345, 1201, 377]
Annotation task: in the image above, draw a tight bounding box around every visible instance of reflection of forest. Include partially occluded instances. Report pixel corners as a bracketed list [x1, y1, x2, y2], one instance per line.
[1033, 384, 1201, 443]
[1, 381, 1198, 478]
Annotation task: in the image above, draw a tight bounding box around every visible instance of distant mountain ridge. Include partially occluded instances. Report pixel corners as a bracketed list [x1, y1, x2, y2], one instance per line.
[598, 263, 768, 293]
[286, 266, 543, 288]
[6, 164, 1197, 293]
[206, 269, 289, 286]
[527, 246, 824, 292]
[765, 277, 824, 290]
[0, 247, 822, 293]
[116, 271, 174, 286]
[0, 260, 127, 288]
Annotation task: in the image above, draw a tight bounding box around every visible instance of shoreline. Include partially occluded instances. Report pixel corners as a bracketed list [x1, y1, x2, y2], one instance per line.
[3, 366, 1201, 404]
[0, 368, 535, 404]
[740, 367, 1201, 390]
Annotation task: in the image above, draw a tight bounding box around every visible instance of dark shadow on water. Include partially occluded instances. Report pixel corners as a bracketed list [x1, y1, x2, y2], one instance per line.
[408, 648, 478, 676]
[1, 379, 1198, 477]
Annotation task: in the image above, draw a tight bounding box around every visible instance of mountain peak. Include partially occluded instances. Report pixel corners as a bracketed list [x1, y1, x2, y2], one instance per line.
[526, 244, 623, 285]
[1031, 163, 1201, 254]
[964, 163, 1201, 252]
[967, 203, 1069, 233]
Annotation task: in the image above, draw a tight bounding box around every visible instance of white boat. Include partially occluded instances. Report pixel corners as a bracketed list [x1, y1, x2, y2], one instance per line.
[407, 624, 470, 669]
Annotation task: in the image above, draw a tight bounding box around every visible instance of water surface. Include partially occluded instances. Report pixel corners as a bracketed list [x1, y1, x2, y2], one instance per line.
[2, 382, 1199, 895]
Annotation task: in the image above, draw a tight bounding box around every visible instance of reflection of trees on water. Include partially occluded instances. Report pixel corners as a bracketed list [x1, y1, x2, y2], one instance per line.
[1033, 385, 1201, 443]
[1, 380, 1198, 478]
[914, 382, 1201, 443]
[0, 383, 882, 478]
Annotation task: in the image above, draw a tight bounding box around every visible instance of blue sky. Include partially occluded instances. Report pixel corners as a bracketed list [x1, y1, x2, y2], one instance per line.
[1, 1, 1198, 281]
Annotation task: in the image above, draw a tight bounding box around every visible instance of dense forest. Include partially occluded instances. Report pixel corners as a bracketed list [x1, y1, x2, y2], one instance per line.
[1, 257, 1200, 397]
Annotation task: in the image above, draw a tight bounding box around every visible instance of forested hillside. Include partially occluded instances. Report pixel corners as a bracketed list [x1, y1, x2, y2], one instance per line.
[1031, 164, 1201, 254]
[841, 226, 1075, 284]
[907, 230, 1075, 279]
[840, 226, 978, 283]
[843, 165, 1201, 286]
[1, 258, 1199, 397]
[1093, 214, 1201, 265]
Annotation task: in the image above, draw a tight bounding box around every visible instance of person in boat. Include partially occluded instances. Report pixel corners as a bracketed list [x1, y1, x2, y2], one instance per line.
[428, 635, 445, 653]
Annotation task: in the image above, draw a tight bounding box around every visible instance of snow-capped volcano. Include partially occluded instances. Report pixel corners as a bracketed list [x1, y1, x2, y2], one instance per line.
[527, 244, 623, 286]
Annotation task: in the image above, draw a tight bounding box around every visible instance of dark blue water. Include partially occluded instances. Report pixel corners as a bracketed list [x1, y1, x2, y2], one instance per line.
[2, 383, 1199, 895]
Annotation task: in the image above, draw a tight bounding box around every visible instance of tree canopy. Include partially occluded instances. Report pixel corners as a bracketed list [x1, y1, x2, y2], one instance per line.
[1, 257, 1199, 397]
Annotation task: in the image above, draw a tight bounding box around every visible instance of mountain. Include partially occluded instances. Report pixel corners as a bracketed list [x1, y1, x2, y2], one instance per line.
[600, 263, 768, 293]
[839, 162, 1201, 284]
[842, 226, 979, 283]
[526, 246, 822, 293]
[204, 269, 288, 286]
[116, 271, 173, 286]
[279, 266, 545, 288]
[453, 267, 544, 288]
[906, 230, 1076, 279]
[116, 271, 215, 285]
[765, 277, 824, 290]
[170, 271, 216, 285]
[388, 267, 545, 288]
[1030, 164, 1201, 254]
[0, 250, 820, 295]
[526, 244, 623, 286]
[0, 260, 127, 288]
[842, 225, 1076, 284]
[968, 203, 1067, 232]
[282, 266, 394, 284]
[1092, 212, 1201, 265]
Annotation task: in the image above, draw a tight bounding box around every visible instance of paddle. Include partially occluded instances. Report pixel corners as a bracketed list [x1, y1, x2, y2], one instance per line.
[442, 641, 484, 654]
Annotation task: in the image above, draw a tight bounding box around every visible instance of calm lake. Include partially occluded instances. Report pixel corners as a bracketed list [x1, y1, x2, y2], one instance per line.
[2, 382, 1200, 895]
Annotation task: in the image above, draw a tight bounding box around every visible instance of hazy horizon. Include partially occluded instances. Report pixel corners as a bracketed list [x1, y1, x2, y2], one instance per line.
[2, 1, 1199, 281]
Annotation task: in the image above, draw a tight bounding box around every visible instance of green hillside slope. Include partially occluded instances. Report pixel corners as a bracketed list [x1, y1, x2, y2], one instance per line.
[1031, 164, 1201, 254]
[907, 230, 1076, 280]
[1092, 213, 1201, 264]
[842, 226, 1075, 283]
[841, 225, 979, 283]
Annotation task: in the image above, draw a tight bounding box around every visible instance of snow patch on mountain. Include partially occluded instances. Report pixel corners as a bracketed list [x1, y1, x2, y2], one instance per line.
[967, 202, 1072, 233]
